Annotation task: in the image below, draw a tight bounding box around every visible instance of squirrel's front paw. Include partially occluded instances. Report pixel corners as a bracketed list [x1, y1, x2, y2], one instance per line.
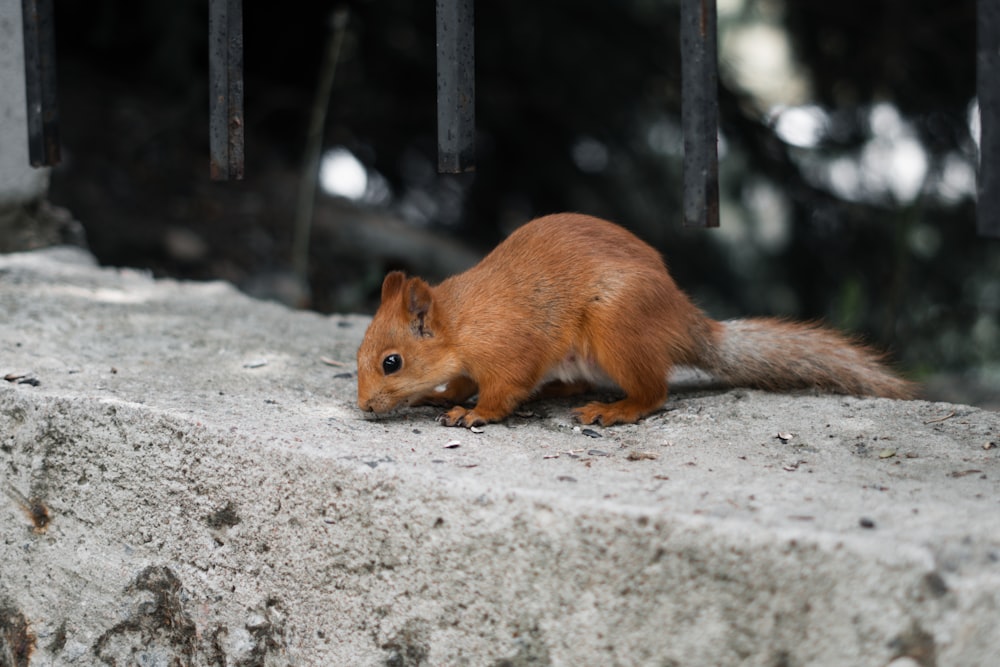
[438, 406, 487, 428]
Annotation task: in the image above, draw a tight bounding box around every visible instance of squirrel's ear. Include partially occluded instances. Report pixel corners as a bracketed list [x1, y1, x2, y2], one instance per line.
[405, 277, 435, 337]
[379, 271, 407, 303]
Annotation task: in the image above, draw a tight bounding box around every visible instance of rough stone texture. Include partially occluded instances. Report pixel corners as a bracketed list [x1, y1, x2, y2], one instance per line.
[1, 246, 998, 666]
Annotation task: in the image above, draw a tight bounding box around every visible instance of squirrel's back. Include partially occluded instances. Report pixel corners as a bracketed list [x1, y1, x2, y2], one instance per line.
[436, 213, 711, 366]
[447, 213, 671, 295]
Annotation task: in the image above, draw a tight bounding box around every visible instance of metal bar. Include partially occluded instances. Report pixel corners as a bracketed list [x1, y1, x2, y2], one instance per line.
[436, 0, 475, 173]
[208, 0, 245, 180]
[680, 0, 719, 228]
[20, 0, 60, 167]
[978, 0, 1000, 237]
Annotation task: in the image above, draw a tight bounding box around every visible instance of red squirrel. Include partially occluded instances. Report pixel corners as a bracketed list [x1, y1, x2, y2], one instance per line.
[356, 213, 913, 427]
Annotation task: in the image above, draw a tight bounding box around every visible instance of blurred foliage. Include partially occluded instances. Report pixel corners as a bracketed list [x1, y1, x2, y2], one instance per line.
[47, 0, 997, 403]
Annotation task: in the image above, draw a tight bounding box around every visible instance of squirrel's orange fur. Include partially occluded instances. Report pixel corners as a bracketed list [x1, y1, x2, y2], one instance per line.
[356, 213, 913, 427]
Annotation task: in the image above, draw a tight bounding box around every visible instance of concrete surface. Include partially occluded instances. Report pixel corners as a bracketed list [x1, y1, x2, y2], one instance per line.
[1, 246, 998, 666]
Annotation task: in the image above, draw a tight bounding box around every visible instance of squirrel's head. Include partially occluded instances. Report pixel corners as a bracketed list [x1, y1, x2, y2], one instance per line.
[356, 271, 458, 414]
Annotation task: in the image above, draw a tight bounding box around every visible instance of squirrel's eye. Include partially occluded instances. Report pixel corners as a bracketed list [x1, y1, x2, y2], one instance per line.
[382, 354, 402, 375]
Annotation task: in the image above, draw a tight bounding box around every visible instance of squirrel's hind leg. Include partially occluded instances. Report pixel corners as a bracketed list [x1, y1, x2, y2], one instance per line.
[571, 329, 669, 426]
[572, 392, 666, 426]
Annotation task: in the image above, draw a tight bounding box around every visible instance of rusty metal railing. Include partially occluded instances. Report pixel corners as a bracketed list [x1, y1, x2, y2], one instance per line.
[680, 0, 720, 228]
[208, 0, 245, 181]
[16, 1, 997, 237]
[20, 0, 59, 167]
[978, 0, 1000, 237]
[435, 0, 476, 174]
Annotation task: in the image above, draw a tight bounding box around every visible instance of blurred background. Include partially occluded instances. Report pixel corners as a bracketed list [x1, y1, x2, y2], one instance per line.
[44, 0, 997, 407]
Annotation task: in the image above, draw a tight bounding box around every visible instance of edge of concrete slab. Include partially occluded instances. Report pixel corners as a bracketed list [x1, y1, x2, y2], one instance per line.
[1, 246, 998, 666]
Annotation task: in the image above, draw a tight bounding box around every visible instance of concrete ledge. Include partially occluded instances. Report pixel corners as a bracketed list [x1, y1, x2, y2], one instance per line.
[1, 246, 998, 665]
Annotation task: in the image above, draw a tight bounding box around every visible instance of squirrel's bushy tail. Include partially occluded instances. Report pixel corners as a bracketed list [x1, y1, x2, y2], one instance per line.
[696, 318, 914, 399]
